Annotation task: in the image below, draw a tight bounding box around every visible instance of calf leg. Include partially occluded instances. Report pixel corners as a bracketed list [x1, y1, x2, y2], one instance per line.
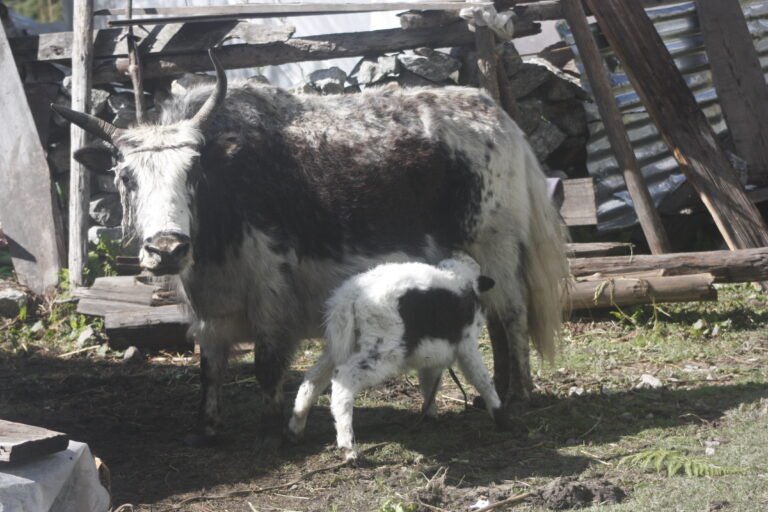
[288, 352, 334, 439]
[331, 352, 401, 461]
[418, 367, 443, 419]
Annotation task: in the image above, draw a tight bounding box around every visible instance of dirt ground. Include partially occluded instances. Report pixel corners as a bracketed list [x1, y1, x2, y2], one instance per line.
[2, 285, 768, 511]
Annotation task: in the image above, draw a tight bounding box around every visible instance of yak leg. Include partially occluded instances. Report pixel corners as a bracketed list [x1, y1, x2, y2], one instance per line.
[186, 342, 230, 446]
[487, 291, 531, 405]
[254, 334, 298, 441]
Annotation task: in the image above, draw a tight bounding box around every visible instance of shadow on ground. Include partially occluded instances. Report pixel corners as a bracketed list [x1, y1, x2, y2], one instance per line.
[1, 349, 767, 505]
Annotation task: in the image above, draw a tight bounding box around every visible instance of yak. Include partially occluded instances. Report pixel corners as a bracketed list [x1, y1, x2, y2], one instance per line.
[53, 50, 567, 444]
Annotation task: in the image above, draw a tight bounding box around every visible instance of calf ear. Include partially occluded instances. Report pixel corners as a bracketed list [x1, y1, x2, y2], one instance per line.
[74, 145, 115, 174]
[477, 275, 495, 293]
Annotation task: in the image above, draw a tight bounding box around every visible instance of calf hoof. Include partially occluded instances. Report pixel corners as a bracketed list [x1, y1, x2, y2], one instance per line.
[284, 427, 304, 445]
[183, 432, 219, 447]
[493, 408, 522, 434]
[343, 449, 359, 465]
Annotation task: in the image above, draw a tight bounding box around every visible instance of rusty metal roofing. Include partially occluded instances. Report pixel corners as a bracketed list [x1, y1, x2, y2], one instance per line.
[558, 0, 768, 232]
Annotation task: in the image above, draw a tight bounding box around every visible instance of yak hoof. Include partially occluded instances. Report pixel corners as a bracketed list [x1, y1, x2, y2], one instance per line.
[343, 449, 359, 465]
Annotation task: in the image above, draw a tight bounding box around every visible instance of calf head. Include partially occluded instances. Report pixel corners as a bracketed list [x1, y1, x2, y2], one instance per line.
[52, 50, 227, 275]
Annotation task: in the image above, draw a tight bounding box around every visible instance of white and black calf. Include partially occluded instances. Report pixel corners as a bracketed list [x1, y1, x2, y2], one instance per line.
[289, 255, 507, 460]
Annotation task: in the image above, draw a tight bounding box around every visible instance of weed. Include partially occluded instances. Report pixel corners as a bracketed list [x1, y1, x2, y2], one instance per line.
[378, 498, 418, 512]
[620, 449, 744, 477]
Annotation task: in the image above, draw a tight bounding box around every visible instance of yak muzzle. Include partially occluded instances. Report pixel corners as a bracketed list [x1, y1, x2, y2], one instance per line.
[140, 232, 191, 275]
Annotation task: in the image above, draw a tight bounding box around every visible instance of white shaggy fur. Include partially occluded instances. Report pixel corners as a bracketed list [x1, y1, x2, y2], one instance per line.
[288, 255, 502, 460]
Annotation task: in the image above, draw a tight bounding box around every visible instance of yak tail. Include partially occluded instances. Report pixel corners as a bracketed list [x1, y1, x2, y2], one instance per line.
[324, 287, 359, 366]
[524, 151, 570, 362]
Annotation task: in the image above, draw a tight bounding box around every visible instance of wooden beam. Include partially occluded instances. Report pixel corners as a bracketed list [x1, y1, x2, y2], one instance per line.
[585, 0, 768, 251]
[68, 0, 94, 288]
[0, 23, 63, 295]
[9, 23, 296, 64]
[566, 242, 633, 258]
[562, 0, 670, 254]
[0, 420, 69, 464]
[475, 26, 501, 101]
[99, 2, 493, 26]
[569, 273, 717, 311]
[695, 0, 768, 187]
[569, 247, 768, 284]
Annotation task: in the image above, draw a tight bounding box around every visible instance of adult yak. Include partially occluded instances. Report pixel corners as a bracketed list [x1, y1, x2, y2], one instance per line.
[54, 50, 567, 444]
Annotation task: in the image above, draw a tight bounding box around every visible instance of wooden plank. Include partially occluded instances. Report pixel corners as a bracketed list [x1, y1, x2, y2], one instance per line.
[569, 273, 717, 311]
[585, 0, 768, 251]
[0, 23, 63, 295]
[105, 305, 191, 350]
[569, 247, 768, 284]
[99, 2, 493, 26]
[566, 242, 633, 258]
[9, 23, 295, 64]
[68, 0, 94, 288]
[562, 0, 670, 254]
[475, 26, 501, 101]
[695, 0, 768, 186]
[560, 178, 597, 226]
[0, 420, 69, 464]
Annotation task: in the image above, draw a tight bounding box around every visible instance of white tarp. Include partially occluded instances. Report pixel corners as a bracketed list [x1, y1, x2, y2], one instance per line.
[0, 441, 109, 512]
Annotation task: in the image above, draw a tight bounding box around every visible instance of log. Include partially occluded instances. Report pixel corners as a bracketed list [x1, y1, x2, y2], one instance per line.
[68, 0, 94, 288]
[585, 0, 768, 251]
[695, 0, 768, 186]
[0, 23, 63, 295]
[569, 247, 768, 284]
[560, 178, 597, 226]
[91, 23, 541, 85]
[0, 420, 69, 464]
[569, 273, 717, 310]
[561, 0, 670, 254]
[104, 305, 191, 350]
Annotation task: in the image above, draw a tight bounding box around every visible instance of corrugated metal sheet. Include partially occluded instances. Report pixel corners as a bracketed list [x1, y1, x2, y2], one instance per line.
[558, 1, 768, 232]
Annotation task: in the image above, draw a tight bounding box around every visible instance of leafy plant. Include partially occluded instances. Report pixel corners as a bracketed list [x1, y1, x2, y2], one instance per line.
[86, 237, 122, 283]
[378, 499, 418, 512]
[620, 449, 744, 477]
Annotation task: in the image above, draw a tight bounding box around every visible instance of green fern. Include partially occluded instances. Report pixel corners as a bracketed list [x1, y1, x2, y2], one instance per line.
[620, 449, 743, 477]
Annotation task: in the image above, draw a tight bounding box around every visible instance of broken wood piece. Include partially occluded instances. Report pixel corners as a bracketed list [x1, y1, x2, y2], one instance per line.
[560, 178, 597, 226]
[104, 305, 191, 350]
[475, 25, 501, 101]
[0, 420, 69, 464]
[562, 0, 670, 254]
[569, 247, 768, 284]
[0, 23, 64, 295]
[569, 273, 717, 311]
[585, 0, 768, 251]
[566, 242, 633, 258]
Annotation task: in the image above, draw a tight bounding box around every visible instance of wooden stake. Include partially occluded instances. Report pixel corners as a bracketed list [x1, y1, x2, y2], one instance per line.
[562, 0, 670, 254]
[68, 0, 94, 288]
[570, 274, 717, 311]
[570, 247, 768, 284]
[475, 25, 501, 101]
[585, 0, 768, 251]
[695, 0, 768, 186]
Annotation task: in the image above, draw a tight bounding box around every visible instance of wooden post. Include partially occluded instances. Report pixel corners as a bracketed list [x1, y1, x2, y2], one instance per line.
[0, 23, 63, 295]
[475, 26, 501, 101]
[695, 0, 768, 187]
[562, 0, 670, 254]
[585, 0, 768, 251]
[126, 0, 146, 124]
[69, 0, 94, 288]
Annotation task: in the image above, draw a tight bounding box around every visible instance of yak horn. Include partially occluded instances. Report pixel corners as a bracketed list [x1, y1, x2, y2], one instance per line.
[51, 104, 125, 145]
[191, 48, 228, 130]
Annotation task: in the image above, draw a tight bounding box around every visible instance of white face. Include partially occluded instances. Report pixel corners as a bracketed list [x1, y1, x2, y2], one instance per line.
[115, 124, 203, 273]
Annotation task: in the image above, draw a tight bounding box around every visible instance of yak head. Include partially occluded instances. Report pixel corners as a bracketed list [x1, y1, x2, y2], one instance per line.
[53, 50, 227, 276]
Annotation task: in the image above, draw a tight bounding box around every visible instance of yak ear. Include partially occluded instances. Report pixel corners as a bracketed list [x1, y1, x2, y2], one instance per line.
[477, 275, 496, 293]
[204, 131, 244, 162]
[74, 145, 115, 174]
